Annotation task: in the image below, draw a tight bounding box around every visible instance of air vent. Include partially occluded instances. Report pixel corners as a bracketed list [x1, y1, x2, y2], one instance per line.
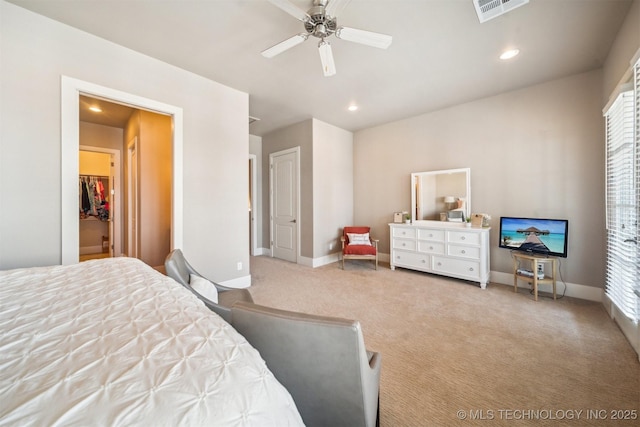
[473, 0, 529, 23]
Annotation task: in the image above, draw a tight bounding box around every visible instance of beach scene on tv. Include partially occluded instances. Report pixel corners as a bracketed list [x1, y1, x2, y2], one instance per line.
[500, 218, 568, 256]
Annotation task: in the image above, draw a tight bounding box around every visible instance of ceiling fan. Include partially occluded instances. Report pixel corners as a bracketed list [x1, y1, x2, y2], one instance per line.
[262, 0, 393, 77]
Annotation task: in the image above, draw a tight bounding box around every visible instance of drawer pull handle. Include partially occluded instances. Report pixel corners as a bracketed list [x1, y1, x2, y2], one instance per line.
[461, 250, 466, 254]
[422, 260, 426, 263]
[469, 267, 474, 271]
[402, 243, 406, 246]
[429, 246, 434, 250]
[437, 262, 442, 266]
[461, 236, 466, 240]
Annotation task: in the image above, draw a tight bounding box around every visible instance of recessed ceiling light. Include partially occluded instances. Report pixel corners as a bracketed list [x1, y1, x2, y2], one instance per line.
[348, 105, 359, 112]
[500, 49, 520, 60]
[89, 106, 102, 113]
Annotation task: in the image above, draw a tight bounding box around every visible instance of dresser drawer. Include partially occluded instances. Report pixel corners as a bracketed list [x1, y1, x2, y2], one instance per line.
[393, 227, 416, 239]
[393, 238, 416, 251]
[432, 256, 480, 280]
[447, 244, 480, 260]
[448, 231, 480, 245]
[417, 229, 445, 242]
[417, 241, 445, 255]
[393, 250, 429, 269]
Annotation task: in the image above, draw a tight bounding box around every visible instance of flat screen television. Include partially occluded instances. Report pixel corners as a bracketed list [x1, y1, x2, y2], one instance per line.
[499, 217, 569, 258]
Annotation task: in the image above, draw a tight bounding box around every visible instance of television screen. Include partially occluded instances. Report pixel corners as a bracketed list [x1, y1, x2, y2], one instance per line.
[499, 217, 569, 258]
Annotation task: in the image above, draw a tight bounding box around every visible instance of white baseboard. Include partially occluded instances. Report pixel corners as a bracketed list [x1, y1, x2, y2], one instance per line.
[254, 247, 270, 256]
[302, 252, 390, 268]
[489, 271, 603, 302]
[219, 274, 251, 289]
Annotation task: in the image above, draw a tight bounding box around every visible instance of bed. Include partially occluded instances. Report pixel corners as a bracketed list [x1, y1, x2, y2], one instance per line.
[0, 257, 304, 426]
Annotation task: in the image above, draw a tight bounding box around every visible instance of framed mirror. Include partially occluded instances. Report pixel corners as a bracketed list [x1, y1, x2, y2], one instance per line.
[411, 168, 470, 223]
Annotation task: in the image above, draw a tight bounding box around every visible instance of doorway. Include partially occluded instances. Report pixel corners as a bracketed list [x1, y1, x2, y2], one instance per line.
[79, 145, 121, 259]
[61, 76, 184, 266]
[269, 147, 300, 263]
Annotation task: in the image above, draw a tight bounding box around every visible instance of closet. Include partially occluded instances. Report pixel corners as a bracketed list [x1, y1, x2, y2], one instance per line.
[79, 151, 112, 259]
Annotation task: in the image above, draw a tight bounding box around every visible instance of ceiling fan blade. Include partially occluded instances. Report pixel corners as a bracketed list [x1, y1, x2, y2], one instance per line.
[318, 40, 336, 77]
[268, 0, 310, 22]
[325, 0, 351, 17]
[336, 26, 392, 49]
[262, 33, 309, 58]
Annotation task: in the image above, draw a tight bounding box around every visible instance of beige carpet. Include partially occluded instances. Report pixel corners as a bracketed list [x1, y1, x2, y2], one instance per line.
[249, 256, 639, 426]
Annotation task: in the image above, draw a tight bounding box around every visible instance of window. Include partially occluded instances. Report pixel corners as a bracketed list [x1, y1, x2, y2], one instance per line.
[604, 56, 640, 323]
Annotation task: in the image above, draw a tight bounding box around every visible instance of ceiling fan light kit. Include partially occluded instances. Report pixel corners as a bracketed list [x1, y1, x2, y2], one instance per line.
[263, 0, 392, 77]
[318, 40, 336, 76]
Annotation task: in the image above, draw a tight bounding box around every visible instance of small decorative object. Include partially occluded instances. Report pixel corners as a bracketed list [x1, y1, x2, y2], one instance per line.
[393, 212, 404, 223]
[471, 213, 491, 227]
[482, 214, 492, 228]
[404, 212, 411, 224]
[465, 217, 472, 227]
[471, 214, 484, 227]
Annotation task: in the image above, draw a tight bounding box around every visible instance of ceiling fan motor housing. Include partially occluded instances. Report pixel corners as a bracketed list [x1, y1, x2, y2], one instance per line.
[305, 2, 337, 39]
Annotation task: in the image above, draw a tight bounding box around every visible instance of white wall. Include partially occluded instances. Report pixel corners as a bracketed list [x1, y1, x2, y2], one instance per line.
[602, 0, 640, 100]
[0, 1, 250, 285]
[353, 70, 605, 290]
[312, 119, 353, 262]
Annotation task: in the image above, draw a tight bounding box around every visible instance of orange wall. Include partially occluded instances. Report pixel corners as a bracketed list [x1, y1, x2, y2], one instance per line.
[125, 110, 172, 267]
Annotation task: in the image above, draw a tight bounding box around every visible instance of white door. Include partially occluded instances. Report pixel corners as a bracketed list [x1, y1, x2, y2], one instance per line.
[270, 148, 299, 262]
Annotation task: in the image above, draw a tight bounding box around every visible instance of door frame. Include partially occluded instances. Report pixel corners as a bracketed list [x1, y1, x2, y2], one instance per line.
[79, 145, 121, 257]
[269, 147, 300, 262]
[61, 76, 183, 265]
[249, 154, 258, 256]
[127, 138, 139, 258]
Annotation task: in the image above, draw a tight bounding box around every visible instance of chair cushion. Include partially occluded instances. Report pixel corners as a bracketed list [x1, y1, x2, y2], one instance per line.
[344, 226, 370, 235]
[190, 274, 219, 303]
[347, 233, 371, 246]
[344, 244, 377, 256]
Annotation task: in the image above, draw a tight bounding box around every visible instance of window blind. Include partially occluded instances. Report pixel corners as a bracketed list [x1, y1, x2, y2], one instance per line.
[604, 63, 638, 322]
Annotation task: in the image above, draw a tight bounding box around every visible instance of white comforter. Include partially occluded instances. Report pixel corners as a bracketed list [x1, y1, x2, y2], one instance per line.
[0, 257, 304, 426]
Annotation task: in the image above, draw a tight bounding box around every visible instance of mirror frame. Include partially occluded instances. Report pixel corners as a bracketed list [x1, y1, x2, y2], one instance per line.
[411, 168, 471, 223]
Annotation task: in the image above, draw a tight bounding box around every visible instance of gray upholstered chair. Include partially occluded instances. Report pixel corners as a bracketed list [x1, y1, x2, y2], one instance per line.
[164, 249, 253, 323]
[231, 301, 381, 427]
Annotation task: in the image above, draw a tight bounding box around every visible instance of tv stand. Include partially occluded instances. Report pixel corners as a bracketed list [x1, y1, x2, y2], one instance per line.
[512, 252, 558, 301]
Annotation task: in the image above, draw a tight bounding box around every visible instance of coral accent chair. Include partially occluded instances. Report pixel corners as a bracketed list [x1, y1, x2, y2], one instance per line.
[341, 226, 379, 270]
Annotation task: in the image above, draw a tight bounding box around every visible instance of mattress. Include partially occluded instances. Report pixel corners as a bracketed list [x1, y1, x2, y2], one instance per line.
[0, 257, 304, 426]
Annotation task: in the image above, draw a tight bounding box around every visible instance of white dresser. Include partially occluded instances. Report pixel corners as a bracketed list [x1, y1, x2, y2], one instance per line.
[389, 222, 491, 288]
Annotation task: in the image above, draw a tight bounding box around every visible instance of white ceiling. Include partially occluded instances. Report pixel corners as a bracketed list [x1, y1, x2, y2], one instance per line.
[9, 0, 633, 135]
